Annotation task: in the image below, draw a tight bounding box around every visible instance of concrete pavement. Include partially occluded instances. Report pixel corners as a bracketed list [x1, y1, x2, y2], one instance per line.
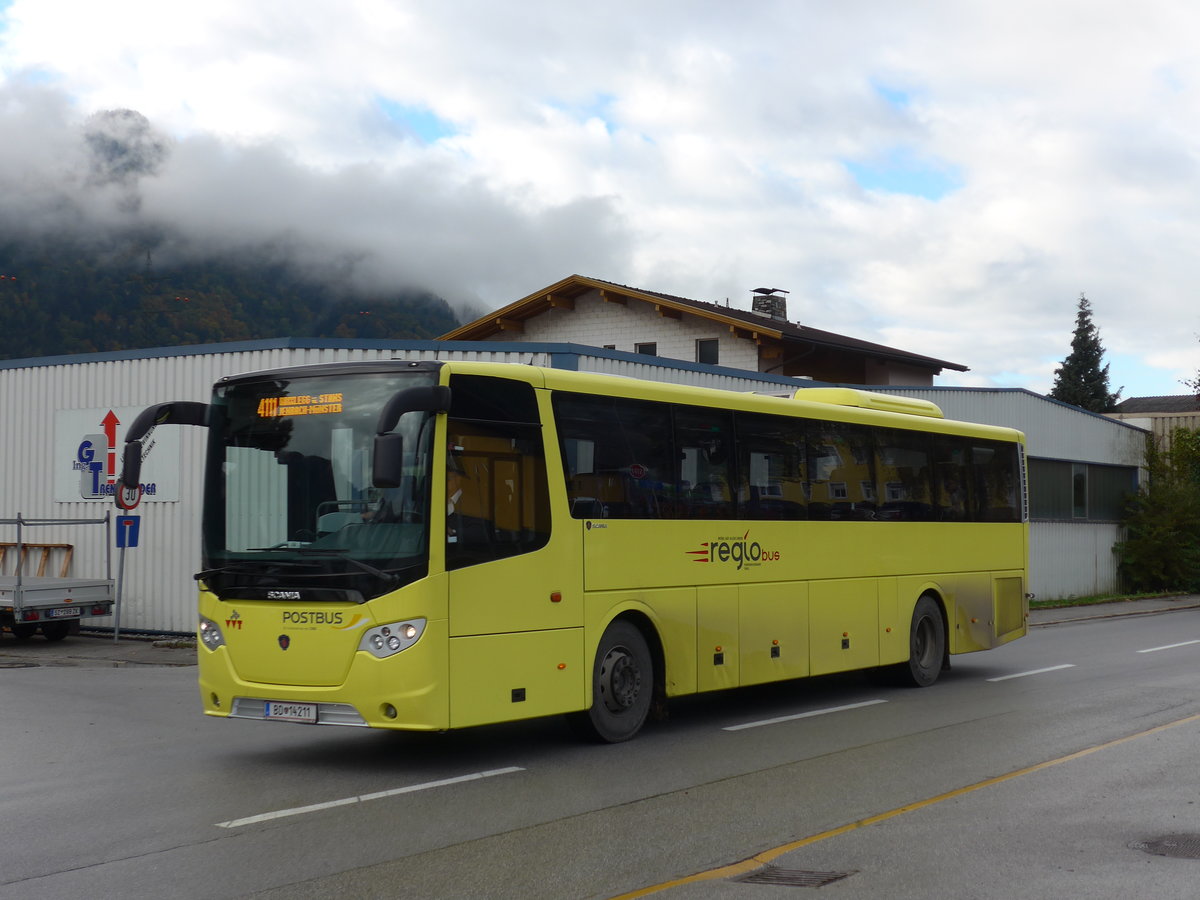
[0, 629, 197, 667]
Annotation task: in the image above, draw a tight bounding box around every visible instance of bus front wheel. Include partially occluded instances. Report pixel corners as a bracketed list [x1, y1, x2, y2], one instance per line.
[570, 620, 653, 743]
[897, 595, 945, 687]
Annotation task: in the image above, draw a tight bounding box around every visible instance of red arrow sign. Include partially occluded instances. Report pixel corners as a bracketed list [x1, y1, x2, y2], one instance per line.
[101, 410, 121, 482]
[101, 410, 120, 449]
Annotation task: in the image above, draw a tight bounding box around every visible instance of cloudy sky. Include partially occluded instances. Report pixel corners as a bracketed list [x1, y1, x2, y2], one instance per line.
[2, 0, 1199, 397]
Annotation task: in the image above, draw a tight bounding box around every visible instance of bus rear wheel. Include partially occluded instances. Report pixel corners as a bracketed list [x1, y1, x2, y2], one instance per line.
[896, 595, 945, 687]
[570, 620, 653, 743]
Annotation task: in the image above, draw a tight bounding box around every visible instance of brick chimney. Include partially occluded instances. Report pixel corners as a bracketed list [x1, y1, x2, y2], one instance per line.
[751, 287, 789, 322]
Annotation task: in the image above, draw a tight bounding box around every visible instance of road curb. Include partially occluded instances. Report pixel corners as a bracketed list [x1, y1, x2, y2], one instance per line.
[1031, 601, 1200, 627]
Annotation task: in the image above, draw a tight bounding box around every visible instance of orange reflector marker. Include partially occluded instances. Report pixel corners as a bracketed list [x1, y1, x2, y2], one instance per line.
[772, 639, 779, 646]
[550, 592, 562, 603]
[715, 645, 723, 653]
[885, 627, 892, 633]
[843, 632, 849, 637]
[557, 663, 566, 670]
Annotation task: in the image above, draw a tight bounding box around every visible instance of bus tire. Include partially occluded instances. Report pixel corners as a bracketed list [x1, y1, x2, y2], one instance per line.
[897, 595, 945, 687]
[570, 620, 653, 743]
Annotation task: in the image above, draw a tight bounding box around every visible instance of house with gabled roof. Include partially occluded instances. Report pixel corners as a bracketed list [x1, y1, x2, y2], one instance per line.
[1108, 394, 1200, 451]
[440, 274, 967, 387]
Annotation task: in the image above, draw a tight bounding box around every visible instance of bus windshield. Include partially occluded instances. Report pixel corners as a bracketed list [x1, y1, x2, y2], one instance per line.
[200, 369, 438, 601]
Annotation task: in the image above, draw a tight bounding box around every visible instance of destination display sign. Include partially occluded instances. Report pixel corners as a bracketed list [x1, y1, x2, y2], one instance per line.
[256, 393, 344, 418]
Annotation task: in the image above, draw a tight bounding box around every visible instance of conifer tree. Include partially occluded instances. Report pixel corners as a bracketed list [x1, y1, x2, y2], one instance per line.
[1049, 293, 1121, 412]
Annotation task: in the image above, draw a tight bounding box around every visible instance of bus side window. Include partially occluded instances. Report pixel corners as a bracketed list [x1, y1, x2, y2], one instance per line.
[934, 439, 971, 521]
[553, 393, 674, 519]
[970, 442, 1020, 522]
[675, 407, 735, 518]
[875, 428, 935, 521]
[734, 412, 808, 520]
[808, 422, 876, 520]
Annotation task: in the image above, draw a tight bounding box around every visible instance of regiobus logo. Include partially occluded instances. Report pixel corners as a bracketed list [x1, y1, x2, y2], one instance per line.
[686, 531, 781, 570]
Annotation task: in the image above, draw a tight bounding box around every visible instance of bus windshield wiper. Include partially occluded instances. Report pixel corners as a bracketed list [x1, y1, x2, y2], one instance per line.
[194, 559, 324, 581]
[288, 548, 400, 584]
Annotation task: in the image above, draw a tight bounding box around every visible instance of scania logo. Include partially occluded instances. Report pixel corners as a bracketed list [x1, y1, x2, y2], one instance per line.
[278, 634, 291, 651]
[267, 590, 301, 600]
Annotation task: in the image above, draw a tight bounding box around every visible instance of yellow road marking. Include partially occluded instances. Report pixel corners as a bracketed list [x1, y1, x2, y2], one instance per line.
[612, 712, 1200, 899]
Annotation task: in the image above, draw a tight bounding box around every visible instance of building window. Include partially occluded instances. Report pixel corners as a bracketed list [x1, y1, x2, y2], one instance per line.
[1028, 459, 1137, 521]
[696, 339, 719, 365]
[635, 342, 657, 356]
[1072, 463, 1088, 518]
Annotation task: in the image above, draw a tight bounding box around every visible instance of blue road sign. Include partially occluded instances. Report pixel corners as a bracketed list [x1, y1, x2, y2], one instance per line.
[116, 515, 141, 548]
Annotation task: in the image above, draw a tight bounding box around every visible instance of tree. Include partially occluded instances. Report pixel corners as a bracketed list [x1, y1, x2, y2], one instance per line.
[1116, 428, 1200, 592]
[1049, 293, 1121, 412]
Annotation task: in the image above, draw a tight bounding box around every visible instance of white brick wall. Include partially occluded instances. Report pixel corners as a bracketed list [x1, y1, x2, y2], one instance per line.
[509, 289, 761, 370]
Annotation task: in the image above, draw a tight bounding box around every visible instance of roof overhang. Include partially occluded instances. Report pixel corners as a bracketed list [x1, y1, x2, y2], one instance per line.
[438, 274, 785, 342]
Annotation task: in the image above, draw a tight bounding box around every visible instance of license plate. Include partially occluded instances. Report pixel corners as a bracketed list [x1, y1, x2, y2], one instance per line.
[46, 607, 81, 618]
[264, 701, 318, 723]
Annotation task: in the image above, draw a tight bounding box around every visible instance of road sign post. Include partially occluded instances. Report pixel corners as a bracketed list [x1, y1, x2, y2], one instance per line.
[113, 515, 140, 642]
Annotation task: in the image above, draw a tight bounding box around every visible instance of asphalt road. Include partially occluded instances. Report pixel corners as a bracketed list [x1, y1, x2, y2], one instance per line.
[2, 597, 1199, 899]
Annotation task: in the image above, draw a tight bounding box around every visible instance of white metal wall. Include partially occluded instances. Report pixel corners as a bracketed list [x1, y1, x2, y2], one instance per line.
[879, 387, 1147, 466]
[575, 355, 798, 392]
[1029, 522, 1124, 601]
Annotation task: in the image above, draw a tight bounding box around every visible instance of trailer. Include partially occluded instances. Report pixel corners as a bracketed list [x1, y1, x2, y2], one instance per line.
[0, 514, 115, 641]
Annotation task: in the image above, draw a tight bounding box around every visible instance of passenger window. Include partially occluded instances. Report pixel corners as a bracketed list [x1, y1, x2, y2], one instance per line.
[933, 439, 971, 521]
[675, 407, 735, 518]
[807, 422, 876, 520]
[971, 442, 1021, 522]
[875, 429, 935, 521]
[735, 413, 808, 520]
[554, 394, 675, 519]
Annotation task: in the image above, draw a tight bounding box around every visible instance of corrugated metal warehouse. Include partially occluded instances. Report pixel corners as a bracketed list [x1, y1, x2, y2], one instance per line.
[0, 338, 1147, 634]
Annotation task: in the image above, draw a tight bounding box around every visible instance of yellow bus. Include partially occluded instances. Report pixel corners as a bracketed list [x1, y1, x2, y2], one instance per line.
[121, 360, 1027, 742]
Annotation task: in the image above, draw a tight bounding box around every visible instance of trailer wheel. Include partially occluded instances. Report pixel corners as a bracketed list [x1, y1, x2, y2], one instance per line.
[11, 624, 37, 640]
[41, 622, 70, 642]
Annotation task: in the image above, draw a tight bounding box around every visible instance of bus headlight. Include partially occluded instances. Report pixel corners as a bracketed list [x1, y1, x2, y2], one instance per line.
[358, 619, 425, 659]
[198, 616, 226, 650]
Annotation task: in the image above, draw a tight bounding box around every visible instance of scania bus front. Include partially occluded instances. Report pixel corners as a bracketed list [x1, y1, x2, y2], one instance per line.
[123, 360, 453, 729]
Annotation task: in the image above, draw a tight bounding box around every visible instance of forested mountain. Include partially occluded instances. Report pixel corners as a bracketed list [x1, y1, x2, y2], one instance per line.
[0, 237, 463, 360]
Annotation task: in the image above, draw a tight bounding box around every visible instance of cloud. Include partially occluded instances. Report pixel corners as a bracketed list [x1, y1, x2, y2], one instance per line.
[0, 81, 632, 308]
